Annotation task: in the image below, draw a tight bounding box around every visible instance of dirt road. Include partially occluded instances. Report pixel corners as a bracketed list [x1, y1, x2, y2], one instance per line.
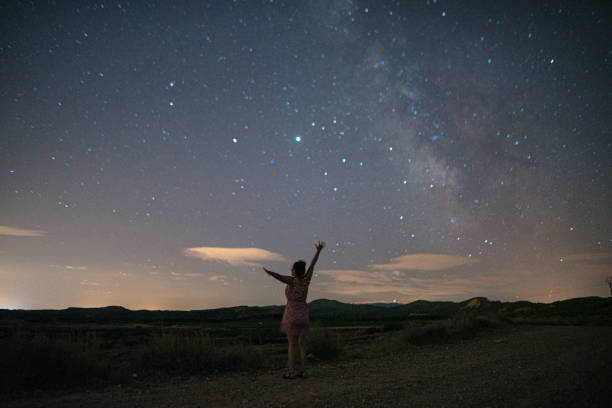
[7, 325, 612, 407]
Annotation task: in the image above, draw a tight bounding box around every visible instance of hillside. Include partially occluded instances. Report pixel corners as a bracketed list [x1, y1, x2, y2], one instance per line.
[1, 296, 611, 325]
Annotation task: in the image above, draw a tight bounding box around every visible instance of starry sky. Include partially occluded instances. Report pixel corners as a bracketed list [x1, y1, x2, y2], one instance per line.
[1, 0, 611, 310]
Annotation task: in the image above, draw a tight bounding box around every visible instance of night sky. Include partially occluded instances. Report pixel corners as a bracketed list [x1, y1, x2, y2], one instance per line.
[1, 0, 611, 310]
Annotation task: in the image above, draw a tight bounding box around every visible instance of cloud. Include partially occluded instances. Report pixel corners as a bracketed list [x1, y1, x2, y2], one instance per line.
[183, 272, 203, 277]
[0, 226, 45, 237]
[49, 264, 88, 271]
[209, 275, 229, 285]
[65, 265, 87, 270]
[561, 252, 612, 265]
[316, 269, 500, 301]
[79, 280, 100, 286]
[318, 269, 400, 285]
[368, 253, 475, 271]
[184, 247, 287, 267]
[313, 253, 481, 302]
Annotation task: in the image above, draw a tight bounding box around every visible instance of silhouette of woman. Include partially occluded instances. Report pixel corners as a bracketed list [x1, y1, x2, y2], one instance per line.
[263, 241, 325, 379]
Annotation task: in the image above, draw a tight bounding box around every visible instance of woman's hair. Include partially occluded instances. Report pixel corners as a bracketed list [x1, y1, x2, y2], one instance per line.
[292, 260, 306, 278]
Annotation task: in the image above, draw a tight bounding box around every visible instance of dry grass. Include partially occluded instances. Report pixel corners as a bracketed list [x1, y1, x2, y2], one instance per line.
[399, 314, 501, 346]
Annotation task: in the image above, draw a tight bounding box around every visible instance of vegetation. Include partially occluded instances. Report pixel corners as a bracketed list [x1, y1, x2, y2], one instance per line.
[1, 296, 610, 393]
[399, 314, 501, 346]
[141, 330, 265, 374]
[0, 330, 110, 391]
[306, 328, 343, 361]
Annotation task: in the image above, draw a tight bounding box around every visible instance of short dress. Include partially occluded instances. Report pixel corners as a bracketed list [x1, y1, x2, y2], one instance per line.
[280, 277, 310, 336]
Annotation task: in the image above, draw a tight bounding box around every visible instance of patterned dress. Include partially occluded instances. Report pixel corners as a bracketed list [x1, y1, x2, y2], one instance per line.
[280, 277, 310, 336]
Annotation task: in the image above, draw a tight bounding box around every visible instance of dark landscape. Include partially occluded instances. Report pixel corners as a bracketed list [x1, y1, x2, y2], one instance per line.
[2, 296, 611, 407]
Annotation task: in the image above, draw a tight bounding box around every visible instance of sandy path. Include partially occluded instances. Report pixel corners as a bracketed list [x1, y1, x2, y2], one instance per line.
[6, 325, 612, 407]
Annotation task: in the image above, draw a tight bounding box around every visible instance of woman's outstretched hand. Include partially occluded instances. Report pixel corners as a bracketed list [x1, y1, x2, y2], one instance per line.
[315, 241, 326, 251]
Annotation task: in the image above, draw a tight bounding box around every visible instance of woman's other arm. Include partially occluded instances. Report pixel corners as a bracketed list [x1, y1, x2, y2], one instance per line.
[304, 241, 325, 282]
[263, 267, 294, 285]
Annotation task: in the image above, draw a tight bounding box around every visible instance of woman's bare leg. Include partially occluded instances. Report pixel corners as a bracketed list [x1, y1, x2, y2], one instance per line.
[287, 335, 297, 374]
[298, 334, 306, 373]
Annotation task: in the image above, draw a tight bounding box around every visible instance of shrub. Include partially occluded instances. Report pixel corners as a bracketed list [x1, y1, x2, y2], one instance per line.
[140, 330, 264, 374]
[306, 328, 342, 361]
[382, 322, 405, 332]
[400, 321, 448, 345]
[400, 314, 499, 346]
[0, 331, 109, 391]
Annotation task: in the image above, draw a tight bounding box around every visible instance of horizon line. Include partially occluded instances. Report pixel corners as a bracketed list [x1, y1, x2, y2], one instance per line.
[1, 295, 605, 312]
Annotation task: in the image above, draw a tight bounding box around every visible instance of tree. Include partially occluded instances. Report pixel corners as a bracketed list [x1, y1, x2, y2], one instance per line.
[606, 277, 612, 297]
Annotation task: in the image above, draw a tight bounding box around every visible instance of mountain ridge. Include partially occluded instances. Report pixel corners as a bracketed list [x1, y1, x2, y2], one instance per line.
[1, 296, 610, 324]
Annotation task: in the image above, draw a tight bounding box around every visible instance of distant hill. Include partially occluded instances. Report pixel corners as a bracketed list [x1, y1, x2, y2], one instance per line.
[365, 302, 402, 308]
[1, 297, 611, 325]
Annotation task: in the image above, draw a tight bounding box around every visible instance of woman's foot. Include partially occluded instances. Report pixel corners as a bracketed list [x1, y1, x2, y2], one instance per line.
[296, 371, 307, 378]
[282, 370, 296, 379]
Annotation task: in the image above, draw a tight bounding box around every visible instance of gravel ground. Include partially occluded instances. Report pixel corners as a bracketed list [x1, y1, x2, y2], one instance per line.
[6, 325, 612, 407]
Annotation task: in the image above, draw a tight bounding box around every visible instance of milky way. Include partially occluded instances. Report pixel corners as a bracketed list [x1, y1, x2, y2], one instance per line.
[1, 0, 611, 309]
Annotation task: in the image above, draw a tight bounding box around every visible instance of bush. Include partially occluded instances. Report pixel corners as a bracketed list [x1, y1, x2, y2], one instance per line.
[140, 330, 264, 374]
[382, 322, 405, 332]
[0, 331, 109, 391]
[400, 314, 499, 346]
[400, 321, 448, 346]
[306, 328, 342, 361]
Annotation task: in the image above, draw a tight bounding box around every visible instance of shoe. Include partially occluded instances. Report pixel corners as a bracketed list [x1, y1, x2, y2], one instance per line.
[282, 372, 296, 379]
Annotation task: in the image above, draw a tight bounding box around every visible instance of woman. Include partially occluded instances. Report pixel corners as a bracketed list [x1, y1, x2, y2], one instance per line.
[263, 241, 325, 379]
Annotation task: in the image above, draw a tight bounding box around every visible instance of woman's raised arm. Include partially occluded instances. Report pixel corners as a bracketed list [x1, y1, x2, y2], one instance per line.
[263, 267, 293, 285]
[304, 241, 325, 282]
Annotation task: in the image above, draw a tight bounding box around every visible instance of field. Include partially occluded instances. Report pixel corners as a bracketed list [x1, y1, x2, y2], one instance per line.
[2, 297, 612, 407]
